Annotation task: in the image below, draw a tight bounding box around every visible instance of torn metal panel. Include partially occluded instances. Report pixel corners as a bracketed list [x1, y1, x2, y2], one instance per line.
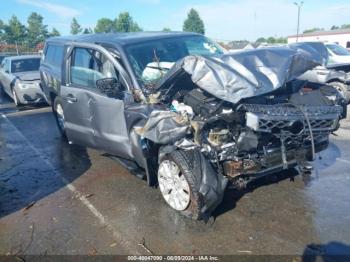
[135, 110, 190, 144]
[158, 46, 322, 104]
[288, 42, 329, 66]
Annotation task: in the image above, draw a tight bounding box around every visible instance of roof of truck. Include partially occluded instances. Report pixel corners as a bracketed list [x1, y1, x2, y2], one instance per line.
[46, 31, 201, 46]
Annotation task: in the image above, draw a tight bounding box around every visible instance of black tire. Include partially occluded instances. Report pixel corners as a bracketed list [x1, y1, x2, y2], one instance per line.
[53, 96, 67, 140]
[158, 150, 204, 220]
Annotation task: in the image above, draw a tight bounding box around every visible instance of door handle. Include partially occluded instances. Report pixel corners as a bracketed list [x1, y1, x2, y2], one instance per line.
[65, 94, 77, 103]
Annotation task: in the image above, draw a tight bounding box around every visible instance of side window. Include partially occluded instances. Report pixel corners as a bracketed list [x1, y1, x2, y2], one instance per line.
[70, 47, 118, 89]
[347, 42, 350, 49]
[45, 44, 64, 68]
[0, 59, 5, 70]
[4, 60, 10, 73]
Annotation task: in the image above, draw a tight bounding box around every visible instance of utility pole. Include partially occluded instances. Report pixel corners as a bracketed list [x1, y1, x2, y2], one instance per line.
[294, 1, 303, 42]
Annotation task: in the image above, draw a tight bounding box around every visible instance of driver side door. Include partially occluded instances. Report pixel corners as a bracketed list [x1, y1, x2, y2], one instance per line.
[61, 44, 134, 159]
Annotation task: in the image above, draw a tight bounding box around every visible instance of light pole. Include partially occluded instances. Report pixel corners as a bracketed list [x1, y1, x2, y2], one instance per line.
[294, 1, 303, 42]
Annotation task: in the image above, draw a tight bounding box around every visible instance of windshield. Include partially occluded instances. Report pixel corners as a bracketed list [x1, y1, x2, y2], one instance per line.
[11, 58, 40, 73]
[326, 44, 350, 56]
[125, 35, 224, 87]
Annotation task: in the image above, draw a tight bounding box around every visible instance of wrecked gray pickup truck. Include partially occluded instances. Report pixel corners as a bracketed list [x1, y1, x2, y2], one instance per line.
[41, 33, 343, 220]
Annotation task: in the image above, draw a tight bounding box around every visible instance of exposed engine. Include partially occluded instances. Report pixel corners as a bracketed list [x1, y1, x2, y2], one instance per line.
[168, 86, 342, 183]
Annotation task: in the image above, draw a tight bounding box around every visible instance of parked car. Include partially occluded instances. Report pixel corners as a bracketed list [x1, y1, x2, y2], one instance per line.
[40, 32, 343, 220]
[0, 55, 46, 106]
[289, 42, 350, 109]
[325, 43, 350, 65]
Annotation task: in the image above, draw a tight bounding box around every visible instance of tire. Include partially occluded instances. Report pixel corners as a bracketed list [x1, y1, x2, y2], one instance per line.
[158, 150, 203, 220]
[329, 82, 350, 104]
[53, 96, 67, 140]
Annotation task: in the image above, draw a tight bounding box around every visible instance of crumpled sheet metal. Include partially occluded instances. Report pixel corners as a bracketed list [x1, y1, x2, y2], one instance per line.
[135, 110, 190, 144]
[172, 46, 322, 104]
[288, 42, 329, 66]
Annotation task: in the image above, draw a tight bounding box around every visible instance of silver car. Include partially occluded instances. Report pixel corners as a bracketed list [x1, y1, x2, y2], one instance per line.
[0, 55, 46, 106]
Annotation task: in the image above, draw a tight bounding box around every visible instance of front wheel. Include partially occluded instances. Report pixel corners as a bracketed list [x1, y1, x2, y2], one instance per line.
[53, 97, 67, 140]
[158, 150, 203, 220]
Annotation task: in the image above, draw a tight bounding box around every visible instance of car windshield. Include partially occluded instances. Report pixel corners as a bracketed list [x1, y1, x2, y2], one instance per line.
[125, 35, 224, 87]
[326, 44, 350, 56]
[11, 58, 40, 73]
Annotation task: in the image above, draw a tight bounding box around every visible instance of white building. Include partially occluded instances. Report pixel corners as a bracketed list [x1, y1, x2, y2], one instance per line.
[287, 29, 350, 49]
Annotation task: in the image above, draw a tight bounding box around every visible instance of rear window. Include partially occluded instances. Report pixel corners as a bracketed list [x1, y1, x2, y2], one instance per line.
[44, 44, 64, 68]
[11, 58, 40, 73]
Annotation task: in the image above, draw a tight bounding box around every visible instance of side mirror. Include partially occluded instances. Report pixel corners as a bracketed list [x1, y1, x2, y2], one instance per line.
[96, 77, 124, 98]
[4, 69, 9, 73]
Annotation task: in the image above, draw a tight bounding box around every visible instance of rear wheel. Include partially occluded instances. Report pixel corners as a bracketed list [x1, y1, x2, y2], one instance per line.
[53, 97, 67, 139]
[158, 150, 203, 220]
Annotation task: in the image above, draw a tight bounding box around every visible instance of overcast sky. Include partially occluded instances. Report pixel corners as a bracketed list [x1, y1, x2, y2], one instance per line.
[2, 0, 350, 41]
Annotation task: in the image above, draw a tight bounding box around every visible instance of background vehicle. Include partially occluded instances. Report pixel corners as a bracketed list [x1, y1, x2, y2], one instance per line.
[40, 33, 342, 220]
[325, 43, 350, 65]
[0, 55, 46, 106]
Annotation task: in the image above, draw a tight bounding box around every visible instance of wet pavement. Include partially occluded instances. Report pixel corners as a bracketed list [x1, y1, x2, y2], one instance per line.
[0, 93, 350, 256]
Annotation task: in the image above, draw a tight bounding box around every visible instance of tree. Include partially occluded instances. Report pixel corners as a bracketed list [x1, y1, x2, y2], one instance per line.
[0, 19, 4, 41]
[70, 17, 82, 35]
[183, 8, 205, 35]
[115, 12, 142, 32]
[162, 27, 171, 32]
[95, 18, 115, 33]
[49, 27, 61, 37]
[83, 28, 93, 34]
[3, 15, 26, 44]
[26, 12, 48, 47]
[330, 25, 339, 30]
[340, 24, 350, 29]
[303, 27, 324, 34]
[256, 37, 267, 43]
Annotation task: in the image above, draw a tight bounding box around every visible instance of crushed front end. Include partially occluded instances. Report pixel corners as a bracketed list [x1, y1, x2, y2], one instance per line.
[201, 102, 342, 184]
[135, 44, 344, 218]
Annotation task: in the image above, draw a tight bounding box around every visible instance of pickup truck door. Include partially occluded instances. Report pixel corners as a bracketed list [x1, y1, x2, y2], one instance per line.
[60, 43, 135, 159]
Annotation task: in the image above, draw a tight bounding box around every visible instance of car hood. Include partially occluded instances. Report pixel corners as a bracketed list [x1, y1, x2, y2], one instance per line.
[13, 71, 40, 82]
[156, 45, 323, 104]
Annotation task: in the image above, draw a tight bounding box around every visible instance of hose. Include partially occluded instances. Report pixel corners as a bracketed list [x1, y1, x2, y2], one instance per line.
[287, 103, 315, 161]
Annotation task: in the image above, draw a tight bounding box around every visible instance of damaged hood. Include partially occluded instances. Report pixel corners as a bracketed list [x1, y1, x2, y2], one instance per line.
[157, 45, 322, 104]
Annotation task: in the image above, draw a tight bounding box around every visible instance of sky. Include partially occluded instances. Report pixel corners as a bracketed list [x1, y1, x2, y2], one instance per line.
[1, 0, 350, 41]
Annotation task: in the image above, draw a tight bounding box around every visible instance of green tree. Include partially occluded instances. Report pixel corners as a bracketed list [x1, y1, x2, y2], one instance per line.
[115, 12, 142, 32]
[330, 25, 339, 30]
[256, 37, 267, 43]
[0, 19, 4, 41]
[162, 27, 171, 32]
[49, 27, 61, 37]
[303, 27, 324, 34]
[3, 15, 27, 44]
[267, 37, 276, 43]
[95, 18, 115, 33]
[83, 28, 93, 34]
[70, 17, 82, 35]
[26, 12, 48, 47]
[183, 8, 205, 35]
[340, 24, 350, 29]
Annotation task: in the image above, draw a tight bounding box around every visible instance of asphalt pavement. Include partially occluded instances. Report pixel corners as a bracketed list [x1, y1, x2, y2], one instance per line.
[0, 93, 350, 257]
